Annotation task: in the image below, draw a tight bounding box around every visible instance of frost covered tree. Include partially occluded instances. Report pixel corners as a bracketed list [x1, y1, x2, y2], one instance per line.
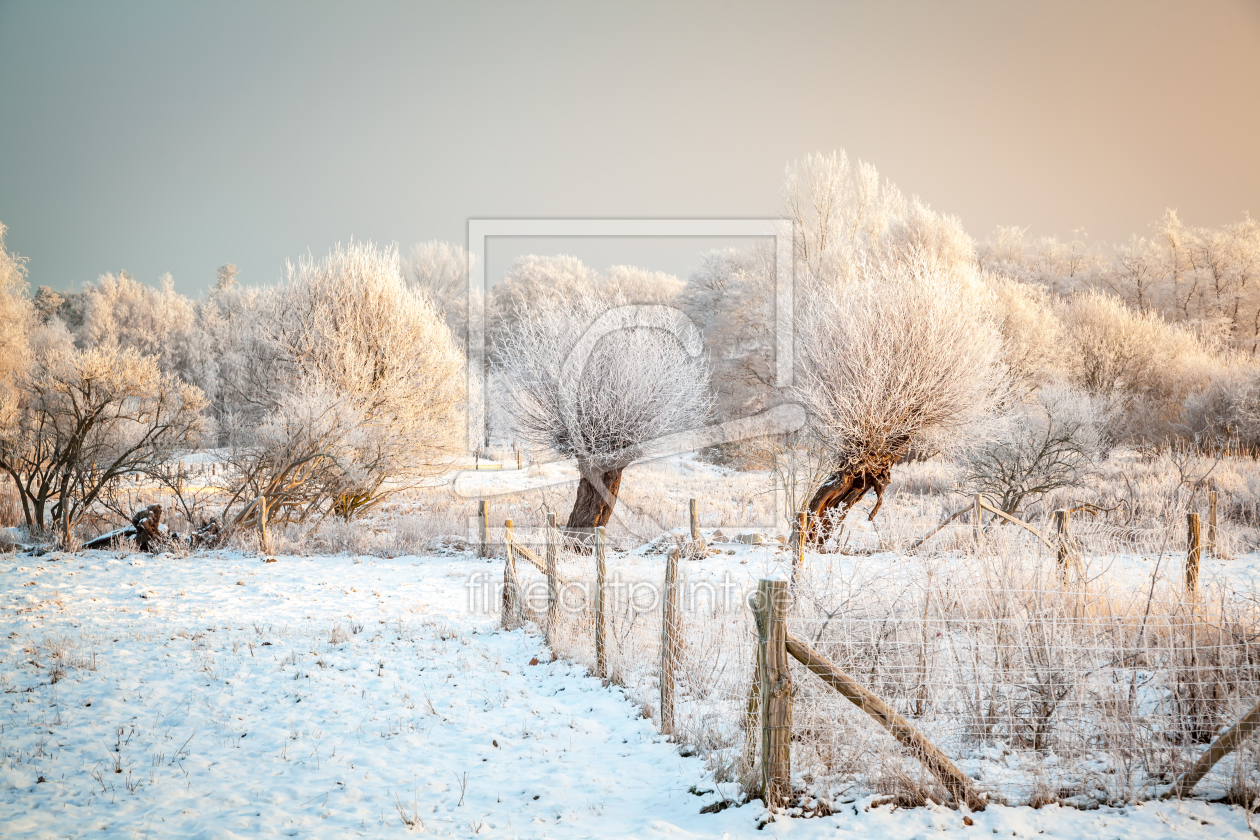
[77, 271, 207, 388]
[982, 275, 1067, 394]
[964, 384, 1106, 516]
[405, 241, 474, 344]
[1, 228, 205, 543]
[977, 226, 1103, 294]
[0, 327, 207, 542]
[1056, 290, 1219, 443]
[984, 211, 1260, 355]
[215, 263, 239, 290]
[487, 255, 598, 356]
[0, 223, 32, 434]
[778, 152, 1006, 542]
[486, 255, 686, 445]
[603, 264, 685, 304]
[221, 242, 463, 545]
[783, 150, 906, 282]
[795, 256, 1007, 544]
[496, 287, 711, 541]
[678, 245, 778, 423]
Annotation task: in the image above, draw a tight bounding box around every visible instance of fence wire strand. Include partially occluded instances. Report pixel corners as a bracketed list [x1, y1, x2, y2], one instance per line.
[505, 519, 1260, 807]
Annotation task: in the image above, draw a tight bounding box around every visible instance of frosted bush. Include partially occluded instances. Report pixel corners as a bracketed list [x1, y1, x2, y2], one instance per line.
[964, 384, 1106, 516]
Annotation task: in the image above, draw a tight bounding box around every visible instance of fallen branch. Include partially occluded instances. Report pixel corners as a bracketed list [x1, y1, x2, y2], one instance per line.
[82, 526, 136, 551]
[82, 507, 223, 552]
[783, 631, 987, 811]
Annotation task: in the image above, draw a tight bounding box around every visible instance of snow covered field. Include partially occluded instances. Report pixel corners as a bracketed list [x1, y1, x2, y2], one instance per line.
[2, 546, 1258, 838]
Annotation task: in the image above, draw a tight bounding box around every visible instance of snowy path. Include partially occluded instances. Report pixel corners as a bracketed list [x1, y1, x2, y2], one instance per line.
[1, 549, 1255, 838]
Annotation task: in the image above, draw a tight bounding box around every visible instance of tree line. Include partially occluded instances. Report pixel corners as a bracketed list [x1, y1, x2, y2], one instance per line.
[1, 149, 1258, 546]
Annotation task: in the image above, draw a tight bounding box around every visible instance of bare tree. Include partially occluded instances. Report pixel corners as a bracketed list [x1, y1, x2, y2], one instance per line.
[964, 384, 1105, 516]
[0, 332, 208, 543]
[496, 287, 711, 542]
[795, 255, 1007, 544]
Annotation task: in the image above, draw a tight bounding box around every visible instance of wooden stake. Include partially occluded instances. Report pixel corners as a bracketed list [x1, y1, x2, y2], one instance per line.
[478, 500, 489, 558]
[502, 519, 521, 629]
[752, 578, 791, 807]
[795, 511, 807, 577]
[1186, 512, 1202, 595]
[1054, 509, 1070, 578]
[660, 547, 680, 735]
[689, 498, 699, 542]
[545, 512, 559, 647]
[973, 493, 983, 548]
[515, 443, 522, 471]
[258, 496, 270, 554]
[1208, 490, 1218, 555]
[595, 525, 607, 680]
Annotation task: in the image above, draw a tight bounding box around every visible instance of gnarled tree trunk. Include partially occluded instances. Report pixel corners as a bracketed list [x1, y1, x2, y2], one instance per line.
[805, 464, 891, 548]
[564, 464, 624, 551]
[131, 504, 163, 552]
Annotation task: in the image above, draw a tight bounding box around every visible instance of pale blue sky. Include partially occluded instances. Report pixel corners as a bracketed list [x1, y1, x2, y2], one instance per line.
[1, 0, 1257, 295]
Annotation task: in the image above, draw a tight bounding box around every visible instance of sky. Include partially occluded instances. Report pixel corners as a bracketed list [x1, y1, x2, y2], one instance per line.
[1, 0, 1258, 296]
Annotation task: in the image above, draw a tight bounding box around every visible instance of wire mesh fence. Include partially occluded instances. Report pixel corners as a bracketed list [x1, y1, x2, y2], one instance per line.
[494, 502, 1260, 810]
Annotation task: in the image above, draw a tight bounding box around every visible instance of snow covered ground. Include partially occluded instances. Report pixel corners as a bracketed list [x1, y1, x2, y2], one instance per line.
[2, 547, 1257, 838]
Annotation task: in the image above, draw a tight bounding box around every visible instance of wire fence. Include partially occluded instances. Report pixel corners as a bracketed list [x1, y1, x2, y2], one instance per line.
[495, 500, 1260, 811]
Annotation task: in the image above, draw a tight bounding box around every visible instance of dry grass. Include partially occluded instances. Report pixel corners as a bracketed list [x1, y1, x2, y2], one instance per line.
[36, 445, 1260, 810]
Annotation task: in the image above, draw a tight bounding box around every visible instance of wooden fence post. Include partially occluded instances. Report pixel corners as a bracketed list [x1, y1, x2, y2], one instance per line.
[1054, 509, 1070, 578]
[660, 546, 680, 735]
[973, 493, 983, 547]
[795, 511, 807, 578]
[595, 525, 607, 680]
[689, 498, 699, 542]
[515, 442, 522, 471]
[477, 500, 489, 558]
[545, 512, 559, 647]
[1208, 490, 1218, 555]
[258, 496, 270, 554]
[502, 519, 521, 629]
[1186, 512, 1202, 595]
[753, 578, 791, 807]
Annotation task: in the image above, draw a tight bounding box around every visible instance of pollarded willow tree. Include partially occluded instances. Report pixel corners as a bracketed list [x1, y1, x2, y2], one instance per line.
[796, 256, 1007, 545]
[496, 287, 711, 542]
